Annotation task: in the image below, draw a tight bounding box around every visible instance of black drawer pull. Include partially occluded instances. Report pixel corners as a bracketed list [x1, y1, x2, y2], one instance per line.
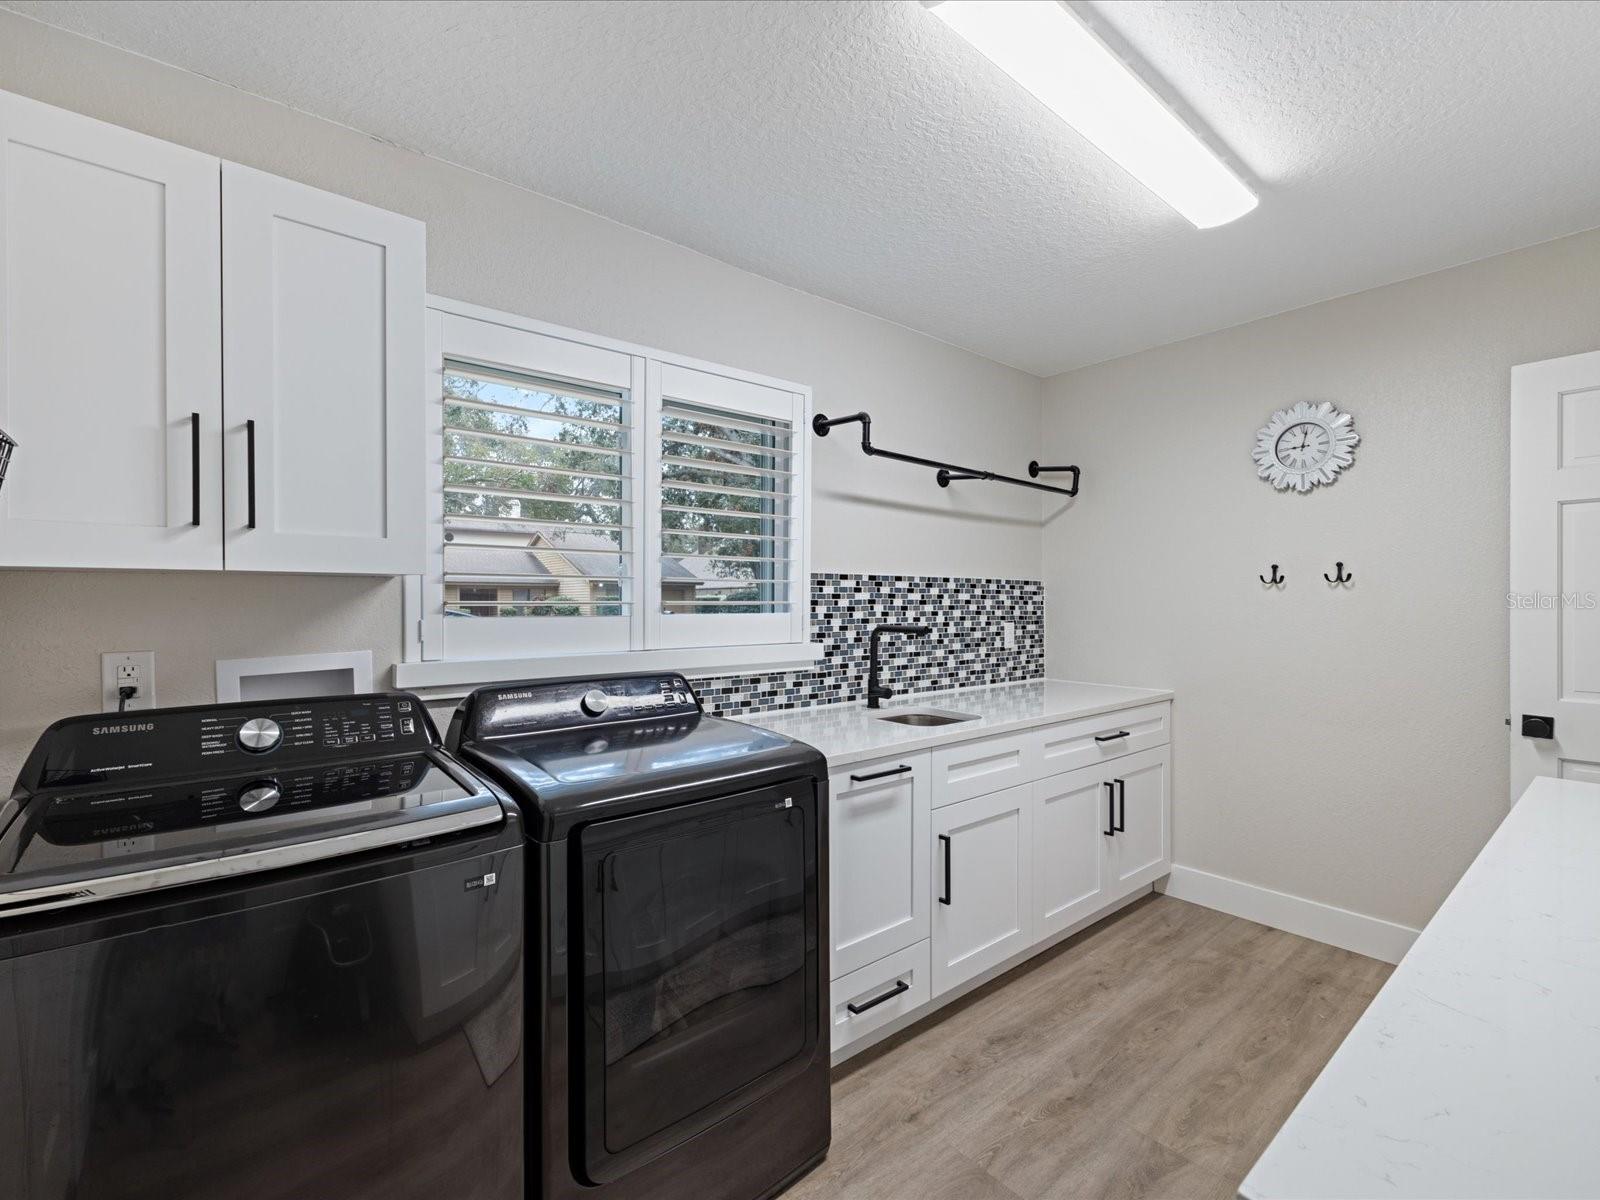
[1095, 730, 1131, 743]
[245, 419, 257, 530]
[1104, 781, 1116, 836]
[850, 764, 912, 783]
[1115, 778, 1127, 833]
[189, 412, 201, 526]
[938, 834, 952, 905]
[847, 979, 910, 1015]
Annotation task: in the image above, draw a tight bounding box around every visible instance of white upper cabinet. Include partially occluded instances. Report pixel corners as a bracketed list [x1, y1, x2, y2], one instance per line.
[222, 163, 425, 574]
[0, 90, 426, 576]
[0, 91, 222, 570]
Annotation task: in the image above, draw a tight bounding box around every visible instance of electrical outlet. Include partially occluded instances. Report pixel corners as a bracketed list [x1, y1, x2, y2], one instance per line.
[101, 651, 156, 712]
[1003, 621, 1016, 650]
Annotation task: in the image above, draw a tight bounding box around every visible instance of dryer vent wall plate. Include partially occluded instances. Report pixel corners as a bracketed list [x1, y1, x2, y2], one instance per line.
[216, 650, 373, 702]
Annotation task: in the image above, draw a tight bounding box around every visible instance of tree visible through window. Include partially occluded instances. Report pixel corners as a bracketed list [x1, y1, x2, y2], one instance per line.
[659, 398, 793, 616]
[442, 364, 630, 619]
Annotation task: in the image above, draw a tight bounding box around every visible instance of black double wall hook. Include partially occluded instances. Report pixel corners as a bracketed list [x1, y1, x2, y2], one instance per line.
[1324, 562, 1354, 585]
[1260, 564, 1284, 586]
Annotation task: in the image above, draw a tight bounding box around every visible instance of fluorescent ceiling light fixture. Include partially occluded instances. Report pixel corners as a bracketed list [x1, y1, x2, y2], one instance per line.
[931, 0, 1258, 229]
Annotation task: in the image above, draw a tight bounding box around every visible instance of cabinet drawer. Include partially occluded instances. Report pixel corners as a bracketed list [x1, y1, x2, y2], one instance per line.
[930, 731, 1036, 808]
[1035, 702, 1169, 777]
[830, 941, 930, 1054]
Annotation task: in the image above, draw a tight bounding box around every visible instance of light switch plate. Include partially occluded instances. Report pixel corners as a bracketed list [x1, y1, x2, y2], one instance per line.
[1003, 621, 1016, 649]
[101, 650, 155, 712]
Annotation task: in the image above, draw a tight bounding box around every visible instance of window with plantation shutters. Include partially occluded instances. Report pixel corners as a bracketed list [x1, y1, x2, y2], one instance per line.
[407, 301, 812, 682]
[648, 364, 807, 650]
[442, 362, 630, 619]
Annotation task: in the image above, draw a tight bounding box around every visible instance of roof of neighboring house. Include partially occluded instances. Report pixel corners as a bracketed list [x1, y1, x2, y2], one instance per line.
[530, 528, 625, 580]
[442, 545, 546, 579]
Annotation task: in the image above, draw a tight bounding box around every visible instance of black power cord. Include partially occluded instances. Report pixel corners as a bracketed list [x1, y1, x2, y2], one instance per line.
[117, 685, 137, 713]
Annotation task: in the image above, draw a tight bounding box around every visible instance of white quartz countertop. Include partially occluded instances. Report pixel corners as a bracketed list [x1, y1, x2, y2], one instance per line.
[1241, 775, 1600, 1200]
[741, 678, 1171, 768]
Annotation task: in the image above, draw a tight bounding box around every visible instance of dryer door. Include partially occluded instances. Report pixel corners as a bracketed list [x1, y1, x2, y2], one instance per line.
[574, 779, 820, 1183]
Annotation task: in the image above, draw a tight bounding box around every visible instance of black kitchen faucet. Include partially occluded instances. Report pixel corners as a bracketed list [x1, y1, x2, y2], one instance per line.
[866, 623, 931, 709]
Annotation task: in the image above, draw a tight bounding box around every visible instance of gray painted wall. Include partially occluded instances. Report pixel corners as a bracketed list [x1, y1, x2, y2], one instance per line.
[1042, 227, 1600, 930]
[0, 12, 1044, 782]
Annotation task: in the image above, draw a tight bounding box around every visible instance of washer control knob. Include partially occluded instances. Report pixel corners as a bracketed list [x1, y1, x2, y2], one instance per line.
[237, 717, 282, 754]
[580, 689, 610, 718]
[239, 782, 281, 813]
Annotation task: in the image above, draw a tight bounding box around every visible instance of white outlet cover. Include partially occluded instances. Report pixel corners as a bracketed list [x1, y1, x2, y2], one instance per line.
[101, 650, 156, 712]
[1003, 621, 1017, 649]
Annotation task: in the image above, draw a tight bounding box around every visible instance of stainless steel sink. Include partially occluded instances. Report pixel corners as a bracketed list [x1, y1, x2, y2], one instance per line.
[874, 709, 977, 727]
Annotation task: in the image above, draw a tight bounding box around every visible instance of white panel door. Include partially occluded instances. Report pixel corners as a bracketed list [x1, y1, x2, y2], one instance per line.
[829, 755, 931, 979]
[1511, 351, 1600, 798]
[1032, 765, 1111, 940]
[930, 784, 1032, 997]
[1106, 747, 1171, 893]
[222, 162, 424, 574]
[0, 90, 221, 569]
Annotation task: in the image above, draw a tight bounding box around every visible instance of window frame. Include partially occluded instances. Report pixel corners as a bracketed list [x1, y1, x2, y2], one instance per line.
[397, 295, 817, 691]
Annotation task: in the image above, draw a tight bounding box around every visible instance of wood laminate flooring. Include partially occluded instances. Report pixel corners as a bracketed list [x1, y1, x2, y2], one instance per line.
[787, 894, 1392, 1200]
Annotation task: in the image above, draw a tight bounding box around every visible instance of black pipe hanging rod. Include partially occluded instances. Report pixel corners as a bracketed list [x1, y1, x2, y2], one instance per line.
[812, 411, 1079, 497]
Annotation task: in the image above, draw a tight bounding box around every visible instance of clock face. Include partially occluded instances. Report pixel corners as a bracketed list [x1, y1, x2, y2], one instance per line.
[1274, 421, 1332, 470]
[1254, 402, 1359, 492]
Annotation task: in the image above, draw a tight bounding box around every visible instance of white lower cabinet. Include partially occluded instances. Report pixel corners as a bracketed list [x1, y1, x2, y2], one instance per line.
[829, 940, 930, 1054]
[1032, 764, 1112, 941]
[829, 754, 930, 978]
[827, 702, 1172, 1059]
[1106, 746, 1171, 890]
[930, 783, 1033, 997]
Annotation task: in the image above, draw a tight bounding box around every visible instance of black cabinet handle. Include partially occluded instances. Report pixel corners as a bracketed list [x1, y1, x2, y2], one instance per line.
[1104, 781, 1116, 836]
[846, 979, 910, 1015]
[938, 834, 952, 905]
[850, 764, 912, 783]
[1115, 778, 1126, 833]
[1095, 730, 1131, 743]
[189, 412, 201, 526]
[245, 419, 257, 530]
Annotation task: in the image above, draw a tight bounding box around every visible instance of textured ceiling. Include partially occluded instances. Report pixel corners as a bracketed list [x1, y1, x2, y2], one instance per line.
[9, 0, 1600, 376]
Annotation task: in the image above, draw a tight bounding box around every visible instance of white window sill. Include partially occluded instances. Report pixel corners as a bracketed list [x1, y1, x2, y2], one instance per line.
[392, 642, 825, 698]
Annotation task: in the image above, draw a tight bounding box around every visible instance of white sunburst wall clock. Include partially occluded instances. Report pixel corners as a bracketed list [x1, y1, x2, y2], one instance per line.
[1253, 401, 1360, 493]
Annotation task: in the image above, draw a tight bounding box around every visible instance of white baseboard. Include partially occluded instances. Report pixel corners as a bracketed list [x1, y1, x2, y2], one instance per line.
[1159, 865, 1419, 965]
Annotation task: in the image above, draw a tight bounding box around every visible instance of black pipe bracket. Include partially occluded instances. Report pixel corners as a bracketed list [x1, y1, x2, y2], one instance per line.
[812, 410, 1079, 497]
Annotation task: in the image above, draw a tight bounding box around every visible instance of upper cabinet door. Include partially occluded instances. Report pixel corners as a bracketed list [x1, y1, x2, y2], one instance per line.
[0, 91, 222, 570]
[221, 162, 425, 575]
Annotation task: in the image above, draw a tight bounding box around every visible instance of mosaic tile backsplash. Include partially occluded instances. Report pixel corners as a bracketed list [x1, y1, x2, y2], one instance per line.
[691, 572, 1044, 717]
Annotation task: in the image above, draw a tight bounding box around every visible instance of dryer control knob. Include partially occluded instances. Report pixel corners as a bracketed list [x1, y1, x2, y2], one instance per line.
[239, 782, 281, 813]
[581, 689, 610, 717]
[237, 717, 282, 753]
